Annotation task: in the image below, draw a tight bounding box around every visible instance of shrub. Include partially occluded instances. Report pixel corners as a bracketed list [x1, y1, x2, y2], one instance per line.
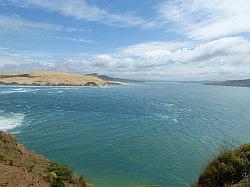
[48, 162, 73, 186]
[197, 144, 250, 186]
[28, 164, 34, 172]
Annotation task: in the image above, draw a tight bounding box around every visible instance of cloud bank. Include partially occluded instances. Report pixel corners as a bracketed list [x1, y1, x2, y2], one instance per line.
[1, 37, 250, 80]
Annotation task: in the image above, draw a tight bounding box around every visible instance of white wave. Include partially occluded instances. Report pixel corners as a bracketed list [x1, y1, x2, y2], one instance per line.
[0, 112, 25, 131]
[0, 87, 42, 94]
[0, 88, 30, 94]
[172, 118, 178, 123]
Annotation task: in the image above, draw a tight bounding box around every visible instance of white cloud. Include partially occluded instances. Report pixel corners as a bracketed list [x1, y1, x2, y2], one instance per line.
[54, 36, 94, 43]
[2, 0, 250, 40]
[4, 0, 156, 29]
[159, 0, 250, 40]
[0, 15, 86, 32]
[1, 37, 250, 80]
[119, 41, 188, 58]
[0, 15, 92, 43]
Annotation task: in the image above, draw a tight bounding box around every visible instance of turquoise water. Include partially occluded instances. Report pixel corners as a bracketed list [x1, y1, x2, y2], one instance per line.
[1, 83, 250, 187]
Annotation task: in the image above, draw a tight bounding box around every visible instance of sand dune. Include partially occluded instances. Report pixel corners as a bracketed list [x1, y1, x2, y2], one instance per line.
[0, 71, 109, 86]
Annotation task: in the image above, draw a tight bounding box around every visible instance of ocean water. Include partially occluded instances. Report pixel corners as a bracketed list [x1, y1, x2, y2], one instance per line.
[1, 83, 250, 187]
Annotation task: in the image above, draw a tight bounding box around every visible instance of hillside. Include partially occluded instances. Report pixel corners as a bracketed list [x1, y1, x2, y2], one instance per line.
[0, 131, 90, 187]
[194, 144, 250, 187]
[0, 71, 108, 86]
[87, 73, 143, 83]
[204, 79, 250, 87]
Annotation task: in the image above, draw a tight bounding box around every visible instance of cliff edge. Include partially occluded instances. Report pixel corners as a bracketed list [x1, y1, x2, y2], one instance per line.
[0, 131, 90, 187]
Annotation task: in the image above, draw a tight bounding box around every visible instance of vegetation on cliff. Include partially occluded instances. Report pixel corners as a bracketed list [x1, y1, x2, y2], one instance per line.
[0, 131, 89, 187]
[194, 144, 250, 187]
[1, 129, 249, 187]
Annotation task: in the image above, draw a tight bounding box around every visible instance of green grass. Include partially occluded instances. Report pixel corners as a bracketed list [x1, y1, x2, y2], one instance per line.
[196, 144, 250, 186]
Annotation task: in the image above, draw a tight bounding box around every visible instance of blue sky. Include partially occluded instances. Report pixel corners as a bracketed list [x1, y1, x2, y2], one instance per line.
[1, 0, 250, 80]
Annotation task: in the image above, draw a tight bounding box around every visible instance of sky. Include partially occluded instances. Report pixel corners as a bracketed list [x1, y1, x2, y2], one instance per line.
[1, 0, 250, 80]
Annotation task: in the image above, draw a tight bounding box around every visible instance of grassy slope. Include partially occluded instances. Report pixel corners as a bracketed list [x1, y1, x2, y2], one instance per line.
[194, 144, 250, 187]
[0, 131, 89, 187]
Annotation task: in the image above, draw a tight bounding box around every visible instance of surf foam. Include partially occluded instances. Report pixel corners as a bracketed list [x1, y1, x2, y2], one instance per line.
[0, 111, 24, 131]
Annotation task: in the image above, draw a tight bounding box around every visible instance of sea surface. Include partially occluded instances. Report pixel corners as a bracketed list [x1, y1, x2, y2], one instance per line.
[1, 82, 250, 187]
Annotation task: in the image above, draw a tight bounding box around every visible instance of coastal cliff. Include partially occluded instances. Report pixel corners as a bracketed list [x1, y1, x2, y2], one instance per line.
[1, 130, 249, 187]
[0, 71, 108, 86]
[0, 131, 90, 187]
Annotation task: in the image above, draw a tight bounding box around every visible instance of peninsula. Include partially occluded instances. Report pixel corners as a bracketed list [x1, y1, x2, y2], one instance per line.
[0, 71, 110, 86]
[0, 71, 142, 86]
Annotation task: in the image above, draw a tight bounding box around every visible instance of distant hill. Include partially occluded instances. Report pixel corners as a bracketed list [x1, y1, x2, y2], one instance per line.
[204, 79, 250, 87]
[87, 73, 143, 83]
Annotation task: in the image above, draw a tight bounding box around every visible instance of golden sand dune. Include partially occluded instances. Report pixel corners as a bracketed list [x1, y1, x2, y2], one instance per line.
[0, 71, 109, 86]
